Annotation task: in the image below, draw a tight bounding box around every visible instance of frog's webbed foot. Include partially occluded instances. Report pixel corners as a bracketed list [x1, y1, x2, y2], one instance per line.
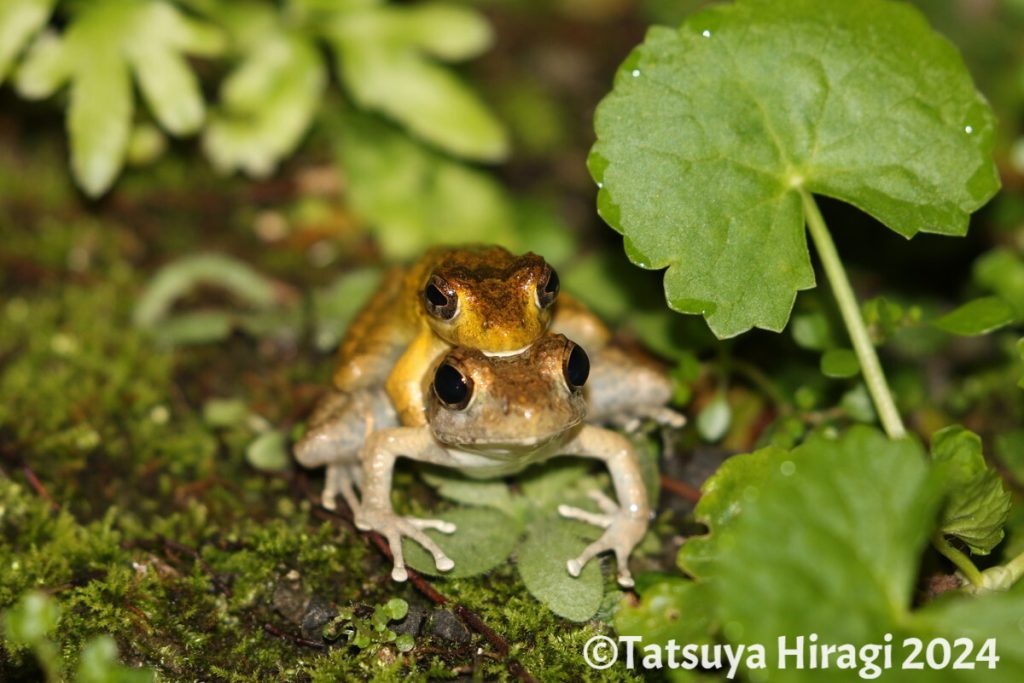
[558, 489, 646, 589]
[355, 507, 457, 581]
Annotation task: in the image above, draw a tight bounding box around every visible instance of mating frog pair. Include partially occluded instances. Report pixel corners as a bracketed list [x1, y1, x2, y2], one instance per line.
[294, 246, 682, 587]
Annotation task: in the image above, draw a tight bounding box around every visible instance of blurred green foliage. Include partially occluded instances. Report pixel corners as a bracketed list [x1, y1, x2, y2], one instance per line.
[1, 0, 507, 196]
[2, 0, 1024, 680]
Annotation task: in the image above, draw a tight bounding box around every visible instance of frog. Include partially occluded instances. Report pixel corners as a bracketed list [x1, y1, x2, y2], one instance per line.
[295, 333, 685, 588]
[331, 245, 611, 428]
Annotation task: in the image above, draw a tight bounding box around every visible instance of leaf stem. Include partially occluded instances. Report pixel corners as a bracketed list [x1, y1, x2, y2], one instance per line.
[800, 191, 906, 440]
[931, 534, 985, 587]
[997, 548, 1024, 586]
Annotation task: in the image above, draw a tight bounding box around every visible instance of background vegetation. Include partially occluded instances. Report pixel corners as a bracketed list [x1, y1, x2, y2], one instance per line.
[1, 0, 1023, 680]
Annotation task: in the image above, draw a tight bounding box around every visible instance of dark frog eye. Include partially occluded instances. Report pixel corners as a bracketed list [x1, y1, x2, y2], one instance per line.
[423, 275, 458, 320]
[433, 362, 473, 410]
[563, 343, 589, 390]
[536, 266, 559, 309]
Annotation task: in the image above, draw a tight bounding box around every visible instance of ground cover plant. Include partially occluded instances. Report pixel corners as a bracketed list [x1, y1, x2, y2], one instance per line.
[2, 0, 1024, 680]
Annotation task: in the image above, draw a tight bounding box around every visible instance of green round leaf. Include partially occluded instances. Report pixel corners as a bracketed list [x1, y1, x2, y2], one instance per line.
[403, 507, 522, 578]
[695, 393, 731, 442]
[383, 598, 408, 621]
[4, 591, 59, 644]
[819, 348, 860, 379]
[973, 248, 1024, 318]
[790, 311, 834, 351]
[516, 519, 603, 622]
[591, 0, 999, 339]
[715, 428, 943, 664]
[931, 296, 1017, 336]
[677, 444, 791, 579]
[0, 0, 55, 85]
[78, 635, 154, 683]
[614, 574, 712, 647]
[245, 430, 290, 472]
[394, 633, 415, 653]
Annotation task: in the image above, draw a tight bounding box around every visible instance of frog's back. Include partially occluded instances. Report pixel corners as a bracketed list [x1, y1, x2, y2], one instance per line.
[331, 247, 482, 391]
[331, 264, 417, 390]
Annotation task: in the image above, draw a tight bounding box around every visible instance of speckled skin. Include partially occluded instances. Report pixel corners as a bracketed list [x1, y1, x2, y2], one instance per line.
[330, 245, 609, 427]
[294, 334, 684, 587]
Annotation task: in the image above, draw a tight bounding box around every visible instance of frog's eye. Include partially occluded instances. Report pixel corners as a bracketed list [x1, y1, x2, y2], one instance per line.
[562, 342, 589, 390]
[536, 266, 559, 309]
[424, 276, 458, 320]
[433, 362, 473, 410]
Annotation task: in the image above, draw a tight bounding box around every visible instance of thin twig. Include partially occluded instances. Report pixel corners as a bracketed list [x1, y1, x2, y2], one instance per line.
[22, 465, 60, 511]
[660, 474, 702, 503]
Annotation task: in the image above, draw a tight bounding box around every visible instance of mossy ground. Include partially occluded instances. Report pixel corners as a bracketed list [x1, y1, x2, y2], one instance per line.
[0, 132, 653, 682]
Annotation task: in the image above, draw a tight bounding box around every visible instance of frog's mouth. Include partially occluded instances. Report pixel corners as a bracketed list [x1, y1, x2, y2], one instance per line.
[432, 418, 584, 458]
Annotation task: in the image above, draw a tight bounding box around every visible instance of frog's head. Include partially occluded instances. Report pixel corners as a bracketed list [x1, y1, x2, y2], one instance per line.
[420, 246, 558, 353]
[426, 334, 588, 455]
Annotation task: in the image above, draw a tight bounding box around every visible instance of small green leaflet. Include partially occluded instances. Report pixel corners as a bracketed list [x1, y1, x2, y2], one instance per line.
[14, 0, 224, 197]
[695, 393, 731, 442]
[820, 348, 860, 378]
[930, 426, 1011, 555]
[0, 0, 54, 84]
[322, 2, 507, 162]
[590, 0, 998, 339]
[403, 508, 523, 579]
[516, 519, 603, 622]
[932, 296, 1017, 336]
[973, 248, 1024, 318]
[203, 4, 326, 178]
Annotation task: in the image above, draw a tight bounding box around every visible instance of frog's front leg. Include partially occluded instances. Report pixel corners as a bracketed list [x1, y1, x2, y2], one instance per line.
[358, 426, 459, 581]
[556, 425, 649, 588]
[384, 332, 451, 427]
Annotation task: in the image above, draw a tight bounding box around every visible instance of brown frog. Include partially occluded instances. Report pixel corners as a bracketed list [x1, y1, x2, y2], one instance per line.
[331, 245, 610, 427]
[295, 334, 684, 587]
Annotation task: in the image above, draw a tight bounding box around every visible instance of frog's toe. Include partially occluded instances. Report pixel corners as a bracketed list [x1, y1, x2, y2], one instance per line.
[399, 521, 455, 573]
[613, 545, 635, 588]
[616, 566, 635, 588]
[405, 517, 457, 534]
[587, 489, 619, 514]
[378, 528, 410, 582]
[565, 538, 606, 578]
[558, 504, 613, 528]
[321, 490, 338, 511]
[655, 407, 687, 428]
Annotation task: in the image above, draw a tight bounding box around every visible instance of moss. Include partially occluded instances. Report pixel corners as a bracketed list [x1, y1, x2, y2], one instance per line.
[0, 153, 649, 683]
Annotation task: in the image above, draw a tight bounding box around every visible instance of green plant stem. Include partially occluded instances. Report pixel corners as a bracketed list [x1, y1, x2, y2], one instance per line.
[931, 534, 984, 587]
[800, 191, 907, 440]
[999, 548, 1024, 586]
